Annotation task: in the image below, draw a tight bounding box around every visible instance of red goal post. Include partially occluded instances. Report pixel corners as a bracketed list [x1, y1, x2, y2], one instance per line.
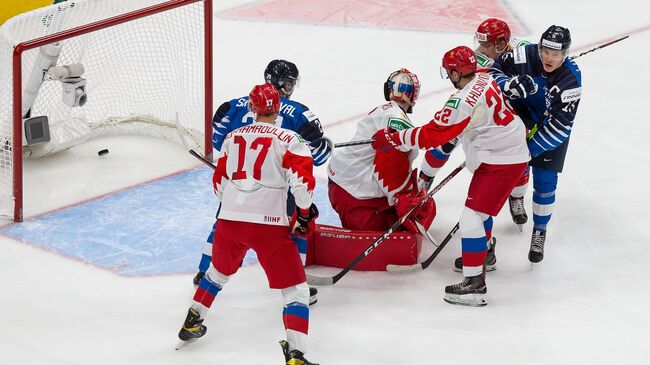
[2, 0, 213, 222]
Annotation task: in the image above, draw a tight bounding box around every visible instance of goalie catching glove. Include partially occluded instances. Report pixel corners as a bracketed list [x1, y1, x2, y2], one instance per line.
[290, 203, 319, 234]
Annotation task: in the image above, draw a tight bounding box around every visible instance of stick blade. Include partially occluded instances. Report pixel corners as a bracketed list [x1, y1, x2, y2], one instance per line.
[306, 274, 335, 286]
[386, 263, 423, 273]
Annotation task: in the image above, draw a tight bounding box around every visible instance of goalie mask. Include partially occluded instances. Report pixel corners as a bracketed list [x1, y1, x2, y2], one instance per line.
[383, 68, 420, 114]
[264, 59, 300, 98]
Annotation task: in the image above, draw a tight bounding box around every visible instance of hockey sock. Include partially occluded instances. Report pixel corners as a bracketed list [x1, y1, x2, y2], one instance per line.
[292, 234, 307, 266]
[282, 283, 310, 353]
[510, 166, 530, 198]
[198, 223, 217, 273]
[483, 216, 493, 242]
[531, 167, 558, 231]
[193, 266, 229, 310]
[460, 207, 489, 277]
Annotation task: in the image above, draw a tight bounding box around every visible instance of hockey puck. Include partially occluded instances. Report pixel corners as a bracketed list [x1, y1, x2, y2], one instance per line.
[98, 149, 109, 156]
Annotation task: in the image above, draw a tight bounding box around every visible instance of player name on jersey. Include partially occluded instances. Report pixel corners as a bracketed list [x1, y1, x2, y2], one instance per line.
[230, 124, 297, 144]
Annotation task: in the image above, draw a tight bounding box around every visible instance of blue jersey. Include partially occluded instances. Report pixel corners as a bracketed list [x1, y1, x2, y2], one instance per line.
[490, 44, 581, 171]
[212, 96, 331, 166]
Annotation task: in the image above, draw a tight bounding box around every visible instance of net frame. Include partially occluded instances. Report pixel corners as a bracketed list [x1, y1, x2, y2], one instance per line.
[6, 0, 213, 222]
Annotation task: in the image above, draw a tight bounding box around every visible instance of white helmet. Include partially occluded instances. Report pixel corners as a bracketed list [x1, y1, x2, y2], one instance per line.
[383, 68, 420, 113]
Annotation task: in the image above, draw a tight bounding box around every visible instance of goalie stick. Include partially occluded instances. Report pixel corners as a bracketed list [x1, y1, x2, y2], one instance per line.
[386, 222, 460, 273]
[334, 138, 374, 148]
[306, 162, 466, 286]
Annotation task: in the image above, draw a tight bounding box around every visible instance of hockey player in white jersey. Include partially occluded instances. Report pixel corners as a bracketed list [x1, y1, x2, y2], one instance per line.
[372, 47, 529, 306]
[422, 18, 532, 273]
[328, 68, 435, 234]
[422, 18, 532, 231]
[177, 83, 319, 365]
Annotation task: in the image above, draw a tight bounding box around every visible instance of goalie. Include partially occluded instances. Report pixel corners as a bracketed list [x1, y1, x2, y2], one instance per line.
[327, 68, 435, 235]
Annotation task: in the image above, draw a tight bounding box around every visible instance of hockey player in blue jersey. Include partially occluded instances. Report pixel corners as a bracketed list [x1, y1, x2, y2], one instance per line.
[194, 60, 332, 304]
[490, 25, 582, 263]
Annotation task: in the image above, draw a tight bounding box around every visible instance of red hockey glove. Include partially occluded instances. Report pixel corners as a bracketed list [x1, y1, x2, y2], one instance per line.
[371, 128, 401, 151]
[290, 203, 319, 234]
[394, 189, 436, 234]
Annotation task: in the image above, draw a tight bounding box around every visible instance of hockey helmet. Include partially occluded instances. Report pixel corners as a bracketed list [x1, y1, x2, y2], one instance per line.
[475, 18, 511, 45]
[264, 59, 300, 98]
[383, 68, 420, 113]
[539, 25, 571, 53]
[249, 83, 280, 116]
[441, 46, 477, 78]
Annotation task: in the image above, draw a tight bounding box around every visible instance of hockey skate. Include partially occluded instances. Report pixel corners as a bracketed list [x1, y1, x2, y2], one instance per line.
[192, 271, 205, 289]
[176, 308, 207, 350]
[444, 273, 487, 307]
[280, 340, 319, 365]
[309, 286, 318, 306]
[508, 196, 528, 231]
[529, 229, 546, 266]
[453, 237, 497, 273]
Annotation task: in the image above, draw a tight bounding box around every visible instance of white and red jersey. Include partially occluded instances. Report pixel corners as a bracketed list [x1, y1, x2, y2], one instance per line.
[328, 101, 418, 203]
[398, 72, 529, 172]
[212, 122, 315, 226]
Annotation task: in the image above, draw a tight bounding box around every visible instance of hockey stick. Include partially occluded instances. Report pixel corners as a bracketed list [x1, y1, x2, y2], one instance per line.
[386, 222, 460, 273]
[190, 149, 216, 170]
[334, 138, 374, 148]
[306, 162, 466, 286]
[570, 35, 629, 60]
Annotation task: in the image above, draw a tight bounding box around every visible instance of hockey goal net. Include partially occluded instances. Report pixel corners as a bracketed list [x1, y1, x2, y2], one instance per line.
[0, 0, 213, 222]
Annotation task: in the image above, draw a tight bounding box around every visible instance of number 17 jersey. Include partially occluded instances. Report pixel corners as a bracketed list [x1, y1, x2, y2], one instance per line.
[212, 122, 316, 226]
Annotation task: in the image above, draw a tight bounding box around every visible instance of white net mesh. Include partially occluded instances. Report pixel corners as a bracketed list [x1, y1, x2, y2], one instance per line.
[0, 0, 208, 220]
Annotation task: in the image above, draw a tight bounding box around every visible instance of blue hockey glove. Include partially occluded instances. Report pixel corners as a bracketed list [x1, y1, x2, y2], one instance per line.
[503, 75, 538, 99]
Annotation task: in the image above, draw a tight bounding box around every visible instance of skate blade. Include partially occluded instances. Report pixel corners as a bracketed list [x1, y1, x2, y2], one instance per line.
[175, 338, 198, 351]
[516, 224, 524, 233]
[444, 293, 487, 307]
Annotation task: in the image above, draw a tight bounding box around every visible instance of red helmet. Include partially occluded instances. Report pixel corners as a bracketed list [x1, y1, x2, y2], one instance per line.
[249, 83, 280, 115]
[475, 18, 511, 44]
[441, 46, 477, 77]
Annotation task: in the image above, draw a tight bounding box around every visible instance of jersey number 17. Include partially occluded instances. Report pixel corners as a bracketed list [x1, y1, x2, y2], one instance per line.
[232, 136, 272, 180]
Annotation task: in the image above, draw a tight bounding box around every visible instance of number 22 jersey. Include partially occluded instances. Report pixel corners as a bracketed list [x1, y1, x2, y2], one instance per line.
[398, 72, 530, 172]
[212, 122, 316, 226]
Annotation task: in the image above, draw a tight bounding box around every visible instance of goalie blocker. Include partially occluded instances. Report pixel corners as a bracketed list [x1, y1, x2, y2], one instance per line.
[305, 224, 421, 271]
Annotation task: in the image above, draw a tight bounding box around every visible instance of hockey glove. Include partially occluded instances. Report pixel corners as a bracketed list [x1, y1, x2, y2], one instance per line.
[503, 75, 538, 99]
[394, 189, 436, 234]
[291, 203, 319, 235]
[371, 128, 401, 151]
